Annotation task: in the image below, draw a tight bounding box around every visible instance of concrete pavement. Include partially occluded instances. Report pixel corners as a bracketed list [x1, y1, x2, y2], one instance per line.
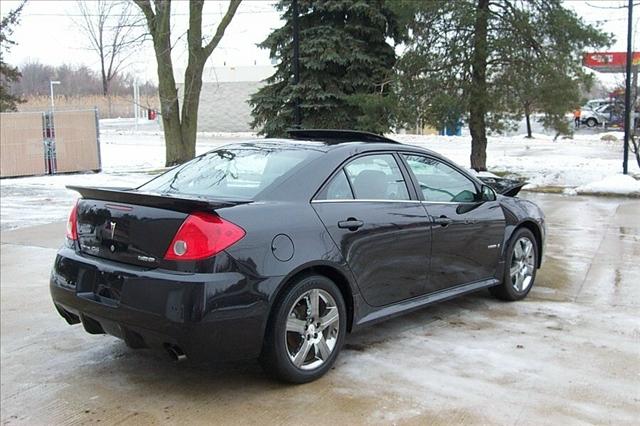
[1, 193, 638, 425]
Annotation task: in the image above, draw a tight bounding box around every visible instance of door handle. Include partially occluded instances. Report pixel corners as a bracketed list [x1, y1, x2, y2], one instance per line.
[338, 218, 364, 231]
[432, 215, 453, 227]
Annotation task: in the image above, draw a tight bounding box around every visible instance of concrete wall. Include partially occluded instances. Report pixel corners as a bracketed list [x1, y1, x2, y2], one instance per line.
[174, 65, 275, 133]
[177, 81, 264, 133]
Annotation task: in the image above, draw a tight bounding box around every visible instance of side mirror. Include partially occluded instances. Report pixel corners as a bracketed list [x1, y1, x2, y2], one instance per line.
[481, 185, 497, 202]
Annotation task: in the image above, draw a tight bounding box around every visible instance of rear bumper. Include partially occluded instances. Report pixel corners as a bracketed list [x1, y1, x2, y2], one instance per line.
[50, 248, 278, 362]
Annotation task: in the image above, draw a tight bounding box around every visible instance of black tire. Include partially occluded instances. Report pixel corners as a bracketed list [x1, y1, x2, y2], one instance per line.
[585, 117, 598, 128]
[490, 228, 538, 301]
[260, 274, 347, 383]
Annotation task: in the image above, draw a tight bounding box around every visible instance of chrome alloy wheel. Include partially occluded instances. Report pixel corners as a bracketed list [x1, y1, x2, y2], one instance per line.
[510, 237, 535, 292]
[285, 289, 340, 370]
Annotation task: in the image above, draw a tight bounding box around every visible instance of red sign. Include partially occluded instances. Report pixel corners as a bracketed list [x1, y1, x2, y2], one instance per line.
[583, 51, 640, 73]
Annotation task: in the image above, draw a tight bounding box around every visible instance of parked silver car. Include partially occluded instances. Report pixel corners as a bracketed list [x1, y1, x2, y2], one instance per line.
[581, 104, 617, 127]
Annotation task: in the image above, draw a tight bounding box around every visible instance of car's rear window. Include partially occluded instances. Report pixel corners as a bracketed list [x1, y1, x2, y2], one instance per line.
[138, 146, 319, 199]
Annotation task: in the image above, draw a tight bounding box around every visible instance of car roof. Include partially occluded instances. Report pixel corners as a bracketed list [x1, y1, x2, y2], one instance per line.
[206, 132, 480, 202]
[227, 138, 443, 159]
[235, 129, 400, 150]
[212, 128, 454, 175]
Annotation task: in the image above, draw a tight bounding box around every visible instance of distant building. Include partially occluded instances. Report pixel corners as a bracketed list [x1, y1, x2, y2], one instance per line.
[177, 65, 274, 133]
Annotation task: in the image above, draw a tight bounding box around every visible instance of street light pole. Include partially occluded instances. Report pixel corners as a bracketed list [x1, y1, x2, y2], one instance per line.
[292, 0, 301, 127]
[623, 0, 633, 175]
[49, 80, 61, 112]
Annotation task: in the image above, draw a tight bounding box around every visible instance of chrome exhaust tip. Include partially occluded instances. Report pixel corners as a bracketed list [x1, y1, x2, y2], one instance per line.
[165, 344, 187, 362]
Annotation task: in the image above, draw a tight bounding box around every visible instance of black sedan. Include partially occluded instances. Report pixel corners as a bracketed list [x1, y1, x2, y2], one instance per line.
[50, 129, 545, 383]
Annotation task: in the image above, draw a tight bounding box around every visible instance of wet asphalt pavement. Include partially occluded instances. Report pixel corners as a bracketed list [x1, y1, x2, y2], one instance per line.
[1, 193, 638, 425]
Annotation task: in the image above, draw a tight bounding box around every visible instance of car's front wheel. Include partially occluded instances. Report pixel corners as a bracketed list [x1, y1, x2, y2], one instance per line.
[260, 274, 346, 383]
[490, 228, 538, 301]
[585, 117, 598, 128]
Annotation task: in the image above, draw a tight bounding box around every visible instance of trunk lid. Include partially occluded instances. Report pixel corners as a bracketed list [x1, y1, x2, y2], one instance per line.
[68, 186, 247, 267]
[477, 176, 527, 197]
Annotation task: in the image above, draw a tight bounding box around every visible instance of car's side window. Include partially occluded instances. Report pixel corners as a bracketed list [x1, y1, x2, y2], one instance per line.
[343, 154, 410, 200]
[317, 169, 354, 200]
[403, 154, 478, 202]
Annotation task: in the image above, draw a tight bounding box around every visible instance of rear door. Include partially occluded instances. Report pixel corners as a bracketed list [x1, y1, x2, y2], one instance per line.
[311, 153, 431, 307]
[401, 154, 505, 293]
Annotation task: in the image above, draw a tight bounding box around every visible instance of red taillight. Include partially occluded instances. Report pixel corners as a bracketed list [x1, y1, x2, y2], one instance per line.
[164, 212, 245, 261]
[66, 201, 79, 241]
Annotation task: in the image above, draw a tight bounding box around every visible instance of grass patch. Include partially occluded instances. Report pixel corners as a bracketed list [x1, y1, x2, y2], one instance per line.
[488, 170, 526, 179]
[521, 186, 568, 194]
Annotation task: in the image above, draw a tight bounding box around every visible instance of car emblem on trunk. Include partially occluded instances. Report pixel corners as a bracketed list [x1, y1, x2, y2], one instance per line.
[109, 221, 116, 239]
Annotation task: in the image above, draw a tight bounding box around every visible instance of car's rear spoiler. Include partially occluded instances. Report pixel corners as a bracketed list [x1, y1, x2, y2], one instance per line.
[66, 186, 250, 213]
[476, 177, 527, 197]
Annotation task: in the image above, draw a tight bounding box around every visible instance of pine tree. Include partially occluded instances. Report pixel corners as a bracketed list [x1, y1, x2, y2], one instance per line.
[396, 0, 611, 170]
[250, 0, 403, 137]
[0, 1, 26, 112]
[491, 2, 605, 139]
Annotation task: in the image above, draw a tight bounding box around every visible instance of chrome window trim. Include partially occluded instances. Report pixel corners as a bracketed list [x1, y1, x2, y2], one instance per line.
[311, 199, 422, 204]
[420, 200, 477, 205]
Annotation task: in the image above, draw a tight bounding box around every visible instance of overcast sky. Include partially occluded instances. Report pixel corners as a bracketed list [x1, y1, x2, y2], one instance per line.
[1, 0, 637, 86]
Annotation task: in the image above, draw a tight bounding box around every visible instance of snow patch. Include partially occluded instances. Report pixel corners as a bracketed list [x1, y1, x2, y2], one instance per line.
[0, 172, 152, 230]
[2, 130, 639, 230]
[575, 174, 640, 196]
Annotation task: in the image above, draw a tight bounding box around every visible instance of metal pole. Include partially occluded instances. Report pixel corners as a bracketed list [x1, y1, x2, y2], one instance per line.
[292, 0, 301, 127]
[133, 82, 139, 132]
[133, 83, 137, 121]
[623, 0, 633, 175]
[50, 81, 55, 112]
[94, 106, 102, 172]
[49, 80, 60, 113]
[136, 84, 140, 119]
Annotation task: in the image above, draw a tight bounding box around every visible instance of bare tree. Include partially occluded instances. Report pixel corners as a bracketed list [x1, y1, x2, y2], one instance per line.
[134, 0, 241, 166]
[73, 1, 145, 97]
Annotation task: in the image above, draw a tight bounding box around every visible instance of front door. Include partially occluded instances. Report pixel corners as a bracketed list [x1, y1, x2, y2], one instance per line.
[401, 154, 505, 293]
[312, 153, 431, 307]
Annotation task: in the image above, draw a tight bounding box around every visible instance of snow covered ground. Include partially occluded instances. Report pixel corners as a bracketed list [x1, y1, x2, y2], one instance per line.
[1, 127, 638, 230]
[396, 132, 640, 190]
